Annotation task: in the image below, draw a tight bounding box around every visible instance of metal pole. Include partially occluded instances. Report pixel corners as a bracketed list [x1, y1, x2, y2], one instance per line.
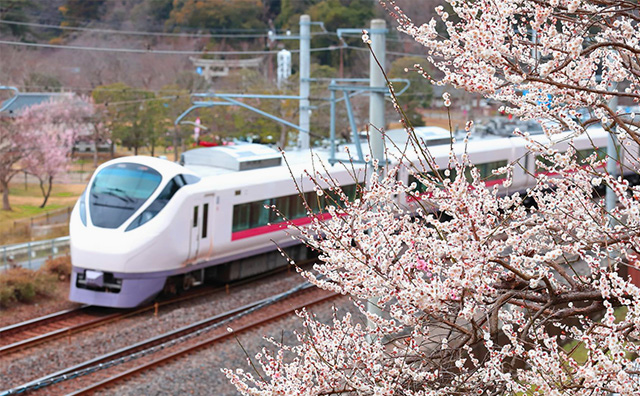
[298, 15, 311, 150]
[367, 19, 387, 336]
[330, 82, 336, 164]
[606, 94, 619, 226]
[369, 19, 386, 163]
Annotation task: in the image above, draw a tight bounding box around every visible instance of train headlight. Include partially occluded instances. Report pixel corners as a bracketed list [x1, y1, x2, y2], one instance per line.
[79, 191, 87, 226]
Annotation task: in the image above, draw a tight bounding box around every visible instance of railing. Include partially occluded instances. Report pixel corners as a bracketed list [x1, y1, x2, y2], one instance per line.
[1, 236, 70, 271]
[11, 206, 74, 229]
[1, 206, 74, 243]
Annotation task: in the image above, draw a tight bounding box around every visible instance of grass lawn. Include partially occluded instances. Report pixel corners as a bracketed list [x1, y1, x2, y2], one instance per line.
[0, 182, 86, 244]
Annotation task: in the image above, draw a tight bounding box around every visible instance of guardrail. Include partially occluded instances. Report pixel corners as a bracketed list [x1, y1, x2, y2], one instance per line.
[1, 236, 70, 271]
[1, 206, 74, 243]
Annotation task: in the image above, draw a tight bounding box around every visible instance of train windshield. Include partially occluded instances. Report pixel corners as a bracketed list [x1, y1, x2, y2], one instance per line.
[89, 163, 162, 228]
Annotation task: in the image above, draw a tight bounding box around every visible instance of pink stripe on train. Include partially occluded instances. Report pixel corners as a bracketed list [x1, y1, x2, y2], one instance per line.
[231, 212, 334, 241]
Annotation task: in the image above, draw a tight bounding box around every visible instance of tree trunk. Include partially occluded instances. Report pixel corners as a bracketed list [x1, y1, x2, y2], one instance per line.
[93, 140, 98, 168]
[279, 123, 287, 150]
[39, 175, 53, 208]
[1, 179, 11, 211]
[173, 125, 179, 162]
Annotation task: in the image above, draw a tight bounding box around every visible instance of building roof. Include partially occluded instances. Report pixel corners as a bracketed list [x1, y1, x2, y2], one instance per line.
[0, 92, 74, 117]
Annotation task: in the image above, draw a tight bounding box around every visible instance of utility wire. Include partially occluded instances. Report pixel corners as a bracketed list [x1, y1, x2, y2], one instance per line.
[0, 40, 279, 55]
[0, 40, 425, 57]
[0, 38, 347, 55]
[0, 19, 334, 38]
[0, 19, 271, 38]
[344, 45, 427, 58]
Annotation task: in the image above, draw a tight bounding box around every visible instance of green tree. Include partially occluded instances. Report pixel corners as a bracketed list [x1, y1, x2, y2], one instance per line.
[307, 0, 374, 68]
[156, 85, 193, 160]
[92, 83, 160, 155]
[388, 56, 434, 128]
[167, 0, 267, 31]
[0, 0, 35, 37]
[275, 0, 319, 28]
[59, 0, 106, 27]
[23, 73, 62, 92]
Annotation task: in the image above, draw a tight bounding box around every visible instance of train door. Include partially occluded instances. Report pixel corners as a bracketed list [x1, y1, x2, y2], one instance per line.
[188, 200, 212, 262]
[188, 204, 201, 262]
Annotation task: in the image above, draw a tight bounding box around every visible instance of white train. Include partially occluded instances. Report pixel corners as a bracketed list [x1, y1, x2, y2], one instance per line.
[69, 127, 633, 308]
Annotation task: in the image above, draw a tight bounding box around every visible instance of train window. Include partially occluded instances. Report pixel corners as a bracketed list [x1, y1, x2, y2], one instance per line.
[193, 206, 198, 228]
[250, 200, 271, 228]
[324, 184, 359, 208]
[291, 194, 308, 218]
[233, 203, 250, 232]
[231, 184, 359, 233]
[202, 204, 209, 238]
[408, 170, 456, 192]
[182, 174, 201, 184]
[274, 196, 291, 222]
[90, 163, 162, 229]
[576, 147, 606, 163]
[469, 160, 508, 181]
[125, 175, 189, 232]
[535, 148, 604, 173]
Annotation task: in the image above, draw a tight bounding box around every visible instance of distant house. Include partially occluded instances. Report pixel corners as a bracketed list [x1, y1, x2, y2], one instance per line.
[0, 90, 74, 118]
[0, 87, 111, 153]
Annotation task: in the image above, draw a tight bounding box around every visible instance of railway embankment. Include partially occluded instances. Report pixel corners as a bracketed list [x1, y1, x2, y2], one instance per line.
[0, 266, 362, 396]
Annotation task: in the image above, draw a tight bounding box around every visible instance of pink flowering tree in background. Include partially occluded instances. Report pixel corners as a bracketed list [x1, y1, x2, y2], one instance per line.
[225, 1, 640, 395]
[0, 97, 93, 210]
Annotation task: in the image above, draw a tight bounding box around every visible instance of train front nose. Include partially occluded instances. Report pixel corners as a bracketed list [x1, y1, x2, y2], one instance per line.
[69, 160, 167, 308]
[69, 226, 166, 308]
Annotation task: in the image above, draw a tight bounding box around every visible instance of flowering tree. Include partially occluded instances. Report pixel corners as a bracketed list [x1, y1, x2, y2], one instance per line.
[0, 117, 32, 211]
[225, 1, 640, 395]
[0, 97, 92, 210]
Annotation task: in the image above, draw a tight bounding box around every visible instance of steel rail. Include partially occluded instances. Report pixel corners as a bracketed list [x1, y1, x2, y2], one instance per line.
[68, 290, 338, 396]
[0, 259, 313, 357]
[0, 307, 126, 356]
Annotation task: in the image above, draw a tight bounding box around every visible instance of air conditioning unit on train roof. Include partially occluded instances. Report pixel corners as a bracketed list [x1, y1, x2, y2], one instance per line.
[181, 143, 282, 171]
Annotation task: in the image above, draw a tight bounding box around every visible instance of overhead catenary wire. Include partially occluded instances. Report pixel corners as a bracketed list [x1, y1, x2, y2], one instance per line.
[0, 19, 334, 38]
[0, 39, 425, 58]
[0, 39, 359, 55]
[0, 40, 281, 55]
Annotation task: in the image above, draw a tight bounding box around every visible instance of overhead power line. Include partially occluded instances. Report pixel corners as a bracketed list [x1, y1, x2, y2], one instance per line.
[1, 40, 407, 56]
[0, 40, 424, 57]
[0, 19, 334, 39]
[0, 40, 281, 55]
[0, 19, 272, 39]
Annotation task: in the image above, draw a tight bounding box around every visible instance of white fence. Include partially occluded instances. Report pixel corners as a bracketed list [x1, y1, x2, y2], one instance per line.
[1, 236, 70, 271]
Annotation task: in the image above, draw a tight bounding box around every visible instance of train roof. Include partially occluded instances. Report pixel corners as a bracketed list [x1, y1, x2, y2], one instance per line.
[180, 127, 610, 191]
[97, 155, 196, 178]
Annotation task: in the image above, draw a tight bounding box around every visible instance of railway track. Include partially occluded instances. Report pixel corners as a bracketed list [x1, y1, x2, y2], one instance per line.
[2, 282, 337, 396]
[0, 306, 126, 356]
[0, 260, 311, 358]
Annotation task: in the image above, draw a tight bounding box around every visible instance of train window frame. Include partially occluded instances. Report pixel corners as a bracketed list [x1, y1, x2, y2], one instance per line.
[231, 184, 359, 233]
[535, 147, 605, 174]
[90, 162, 162, 229]
[125, 174, 191, 232]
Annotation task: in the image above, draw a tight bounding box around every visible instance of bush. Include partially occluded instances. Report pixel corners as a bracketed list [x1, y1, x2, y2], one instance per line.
[0, 267, 57, 307]
[0, 285, 16, 307]
[43, 255, 72, 280]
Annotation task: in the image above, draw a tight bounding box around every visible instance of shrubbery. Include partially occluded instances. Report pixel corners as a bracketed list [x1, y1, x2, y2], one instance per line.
[0, 255, 70, 307]
[42, 254, 72, 280]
